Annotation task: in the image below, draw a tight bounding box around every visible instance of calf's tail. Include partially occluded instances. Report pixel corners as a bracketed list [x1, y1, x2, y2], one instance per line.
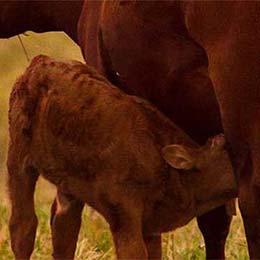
[8, 56, 48, 141]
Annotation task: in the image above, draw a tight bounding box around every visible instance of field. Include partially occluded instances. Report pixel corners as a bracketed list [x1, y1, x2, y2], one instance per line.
[0, 32, 249, 259]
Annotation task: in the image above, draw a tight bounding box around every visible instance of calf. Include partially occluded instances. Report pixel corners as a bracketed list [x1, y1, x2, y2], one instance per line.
[7, 55, 237, 260]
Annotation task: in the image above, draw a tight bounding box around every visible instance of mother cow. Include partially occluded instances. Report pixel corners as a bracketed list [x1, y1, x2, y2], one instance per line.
[0, 1, 259, 259]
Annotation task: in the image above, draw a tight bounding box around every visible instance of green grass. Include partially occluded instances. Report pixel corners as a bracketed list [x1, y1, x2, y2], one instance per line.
[0, 32, 249, 259]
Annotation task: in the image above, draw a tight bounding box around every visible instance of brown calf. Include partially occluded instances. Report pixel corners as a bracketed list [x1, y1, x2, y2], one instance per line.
[7, 55, 237, 259]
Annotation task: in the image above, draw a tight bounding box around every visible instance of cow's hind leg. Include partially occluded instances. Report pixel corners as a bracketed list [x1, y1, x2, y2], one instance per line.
[238, 140, 260, 257]
[51, 190, 84, 260]
[197, 205, 232, 259]
[239, 184, 260, 257]
[8, 149, 39, 260]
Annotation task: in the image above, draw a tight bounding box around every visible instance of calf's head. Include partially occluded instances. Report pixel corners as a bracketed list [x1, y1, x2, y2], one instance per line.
[162, 134, 237, 216]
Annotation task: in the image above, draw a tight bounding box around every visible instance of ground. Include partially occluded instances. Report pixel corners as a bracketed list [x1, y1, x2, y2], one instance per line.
[0, 32, 248, 259]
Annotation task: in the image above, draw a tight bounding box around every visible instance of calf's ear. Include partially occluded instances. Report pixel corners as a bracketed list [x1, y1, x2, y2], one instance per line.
[162, 144, 196, 170]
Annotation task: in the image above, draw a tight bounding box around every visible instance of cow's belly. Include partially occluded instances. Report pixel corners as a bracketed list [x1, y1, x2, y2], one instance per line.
[99, 1, 223, 144]
[100, 2, 199, 99]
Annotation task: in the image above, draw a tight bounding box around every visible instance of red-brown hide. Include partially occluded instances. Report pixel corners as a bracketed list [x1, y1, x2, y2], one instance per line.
[2, 1, 259, 258]
[78, 2, 260, 257]
[7, 55, 236, 259]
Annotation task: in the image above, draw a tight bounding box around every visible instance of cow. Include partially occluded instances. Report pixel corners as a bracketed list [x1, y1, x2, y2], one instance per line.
[2, 1, 259, 258]
[7, 55, 237, 260]
[76, 2, 260, 258]
[0, 2, 232, 258]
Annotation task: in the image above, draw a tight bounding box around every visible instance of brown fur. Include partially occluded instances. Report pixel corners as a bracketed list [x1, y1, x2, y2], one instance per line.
[0, 1, 237, 258]
[78, 2, 260, 257]
[7, 55, 236, 259]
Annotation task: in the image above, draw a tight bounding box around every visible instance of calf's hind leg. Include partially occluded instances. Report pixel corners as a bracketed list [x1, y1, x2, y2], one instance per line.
[57, 176, 148, 258]
[7, 149, 39, 260]
[51, 190, 84, 260]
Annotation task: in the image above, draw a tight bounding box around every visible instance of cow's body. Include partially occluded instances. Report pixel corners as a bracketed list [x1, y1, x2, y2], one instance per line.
[8, 55, 236, 259]
[79, 1, 222, 144]
[79, 2, 260, 257]
[0, 1, 83, 41]
[1, 1, 260, 258]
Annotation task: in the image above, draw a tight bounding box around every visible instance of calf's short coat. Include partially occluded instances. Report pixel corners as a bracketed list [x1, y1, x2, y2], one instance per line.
[7, 55, 237, 259]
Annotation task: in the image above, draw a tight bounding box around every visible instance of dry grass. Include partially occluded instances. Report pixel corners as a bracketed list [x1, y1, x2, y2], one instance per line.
[0, 32, 249, 259]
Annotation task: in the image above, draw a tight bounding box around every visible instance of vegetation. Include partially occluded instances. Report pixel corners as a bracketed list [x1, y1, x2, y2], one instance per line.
[0, 32, 248, 259]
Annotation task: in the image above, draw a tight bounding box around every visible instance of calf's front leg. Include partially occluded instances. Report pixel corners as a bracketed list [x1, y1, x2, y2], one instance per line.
[109, 204, 147, 259]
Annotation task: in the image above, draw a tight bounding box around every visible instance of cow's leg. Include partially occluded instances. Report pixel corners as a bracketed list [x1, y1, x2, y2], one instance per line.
[197, 205, 232, 259]
[7, 148, 39, 260]
[239, 181, 260, 257]
[51, 190, 84, 260]
[207, 56, 260, 258]
[238, 135, 260, 257]
[143, 233, 162, 260]
[203, 35, 260, 258]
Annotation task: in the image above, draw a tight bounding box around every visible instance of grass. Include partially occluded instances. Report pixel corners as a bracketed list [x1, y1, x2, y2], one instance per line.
[0, 32, 249, 259]
[0, 175, 249, 259]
